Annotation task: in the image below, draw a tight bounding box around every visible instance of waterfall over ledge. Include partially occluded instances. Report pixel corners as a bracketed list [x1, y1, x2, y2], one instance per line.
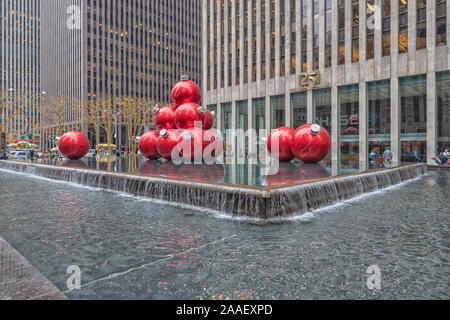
[0, 161, 427, 219]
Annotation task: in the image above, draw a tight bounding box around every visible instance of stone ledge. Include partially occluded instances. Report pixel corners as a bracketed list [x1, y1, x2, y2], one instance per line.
[0, 237, 67, 300]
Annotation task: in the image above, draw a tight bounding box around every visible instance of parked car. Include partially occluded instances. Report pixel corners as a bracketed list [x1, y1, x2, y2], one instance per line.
[9, 151, 27, 159]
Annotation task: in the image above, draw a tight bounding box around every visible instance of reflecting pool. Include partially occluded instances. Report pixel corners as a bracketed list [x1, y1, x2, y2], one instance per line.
[0, 168, 448, 299]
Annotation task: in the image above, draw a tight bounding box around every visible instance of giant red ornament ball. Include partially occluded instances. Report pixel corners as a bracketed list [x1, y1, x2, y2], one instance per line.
[178, 128, 210, 161]
[171, 76, 202, 107]
[58, 131, 90, 160]
[156, 129, 182, 160]
[138, 130, 160, 160]
[267, 127, 296, 162]
[153, 105, 176, 131]
[202, 110, 214, 130]
[174, 102, 205, 129]
[291, 124, 331, 163]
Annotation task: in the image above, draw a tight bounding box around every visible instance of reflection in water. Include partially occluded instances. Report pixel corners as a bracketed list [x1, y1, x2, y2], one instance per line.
[266, 163, 330, 186]
[42, 157, 336, 187]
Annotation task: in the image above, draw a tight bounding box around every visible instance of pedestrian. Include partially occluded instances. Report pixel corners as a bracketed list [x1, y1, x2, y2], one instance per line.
[414, 149, 419, 162]
[0, 149, 8, 160]
[383, 147, 393, 163]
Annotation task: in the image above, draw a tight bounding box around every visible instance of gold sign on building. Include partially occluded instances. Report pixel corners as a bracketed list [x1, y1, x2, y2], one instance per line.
[299, 72, 320, 89]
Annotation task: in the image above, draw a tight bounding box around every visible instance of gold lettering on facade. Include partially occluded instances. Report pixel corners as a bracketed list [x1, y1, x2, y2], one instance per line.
[299, 72, 320, 89]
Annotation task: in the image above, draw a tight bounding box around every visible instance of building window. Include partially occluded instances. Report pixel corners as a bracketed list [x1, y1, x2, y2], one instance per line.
[313, 0, 319, 70]
[261, 1, 266, 80]
[270, 95, 285, 129]
[352, 0, 359, 62]
[436, 0, 447, 46]
[301, 0, 308, 72]
[339, 84, 359, 174]
[437, 71, 450, 153]
[236, 100, 248, 158]
[207, 104, 218, 128]
[325, 2, 332, 68]
[291, 92, 307, 129]
[399, 0, 408, 53]
[382, 0, 391, 56]
[417, 0, 426, 49]
[290, 0, 296, 74]
[366, 0, 375, 60]
[400, 75, 427, 164]
[221, 102, 232, 152]
[270, 0, 275, 78]
[253, 98, 266, 148]
[368, 80, 391, 169]
[338, 1, 345, 65]
[313, 88, 332, 169]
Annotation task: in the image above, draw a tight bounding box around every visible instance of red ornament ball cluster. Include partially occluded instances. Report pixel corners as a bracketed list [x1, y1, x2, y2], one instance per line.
[139, 76, 222, 161]
[267, 124, 331, 163]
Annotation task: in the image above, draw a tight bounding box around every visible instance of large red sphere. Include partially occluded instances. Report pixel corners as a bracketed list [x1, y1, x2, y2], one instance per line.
[202, 110, 214, 130]
[291, 124, 331, 163]
[171, 77, 202, 107]
[178, 128, 210, 161]
[58, 131, 90, 160]
[174, 102, 205, 129]
[154, 105, 176, 131]
[138, 131, 159, 160]
[156, 129, 182, 160]
[267, 127, 295, 162]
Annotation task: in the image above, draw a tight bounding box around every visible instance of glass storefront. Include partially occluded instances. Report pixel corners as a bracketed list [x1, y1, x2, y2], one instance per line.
[339, 84, 359, 174]
[207, 104, 217, 129]
[252, 98, 266, 158]
[367, 80, 391, 169]
[291, 91, 307, 129]
[270, 95, 285, 129]
[236, 100, 249, 159]
[437, 71, 450, 154]
[313, 88, 332, 171]
[221, 102, 232, 158]
[400, 75, 427, 163]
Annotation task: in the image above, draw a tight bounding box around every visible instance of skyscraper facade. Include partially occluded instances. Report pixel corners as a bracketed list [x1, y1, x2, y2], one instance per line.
[202, 0, 450, 170]
[40, 0, 202, 149]
[0, 0, 41, 144]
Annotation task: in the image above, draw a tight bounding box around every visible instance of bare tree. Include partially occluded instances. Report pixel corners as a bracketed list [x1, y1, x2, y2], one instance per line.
[0, 90, 24, 148]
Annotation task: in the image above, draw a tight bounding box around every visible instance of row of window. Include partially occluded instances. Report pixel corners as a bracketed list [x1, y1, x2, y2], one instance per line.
[207, 0, 448, 90]
[208, 71, 450, 172]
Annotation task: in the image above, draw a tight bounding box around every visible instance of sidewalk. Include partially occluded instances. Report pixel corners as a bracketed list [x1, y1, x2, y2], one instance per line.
[0, 237, 67, 300]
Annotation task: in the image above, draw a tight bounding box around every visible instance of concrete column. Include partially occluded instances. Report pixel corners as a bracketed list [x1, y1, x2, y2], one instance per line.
[359, 81, 367, 171]
[217, 0, 222, 90]
[318, 0, 325, 71]
[285, 91, 291, 127]
[202, 0, 208, 92]
[448, 0, 450, 64]
[359, 0, 367, 74]
[307, 90, 313, 123]
[232, 0, 237, 87]
[426, 0, 437, 164]
[224, 1, 229, 88]
[275, 0, 281, 79]
[345, 0, 352, 67]
[390, 77, 400, 166]
[256, 0, 262, 86]
[248, 0, 253, 86]
[374, 0, 383, 78]
[232, 100, 237, 165]
[210, 0, 215, 93]
[285, 0, 291, 78]
[331, 0, 339, 176]
[239, 0, 244, 92]
[408, 0, 417, 74]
